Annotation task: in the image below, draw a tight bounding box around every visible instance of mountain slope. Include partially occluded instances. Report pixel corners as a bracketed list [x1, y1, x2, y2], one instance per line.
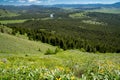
[0, 9, 18, 17]
[0, 33, 56, 54]
[0, 33, 120, 79]
[112, 2, 120, 8]
[53, 2, 120, 8]
[0, 2, 120, 11]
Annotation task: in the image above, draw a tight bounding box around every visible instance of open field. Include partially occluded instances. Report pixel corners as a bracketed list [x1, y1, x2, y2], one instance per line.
[0, 20, 27, 24]
[0, 33, 120, 79]
[69, 12, 89, 18]
[87, 8, 120, 14]
[82, 20, 107, 25]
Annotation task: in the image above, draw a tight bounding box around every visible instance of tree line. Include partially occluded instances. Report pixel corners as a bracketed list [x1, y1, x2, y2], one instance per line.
[6, 17, 120, 53]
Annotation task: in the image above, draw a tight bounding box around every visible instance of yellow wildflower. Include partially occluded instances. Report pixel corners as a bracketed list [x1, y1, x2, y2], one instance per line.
[106, 60, 113, 65]
[71, 76, 75, 80]
[0, 61, 4, 65]
[57, 66, 64, 71]
[99, 69, 104, 74]
[66, 68, 71, 72]
[56, 78, 61, 80]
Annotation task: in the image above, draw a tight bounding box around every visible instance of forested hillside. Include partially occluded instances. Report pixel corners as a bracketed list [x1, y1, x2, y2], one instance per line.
[0, 4, 120, 53]
[0, 9, 18, 17]
[5, 12, 120, 53]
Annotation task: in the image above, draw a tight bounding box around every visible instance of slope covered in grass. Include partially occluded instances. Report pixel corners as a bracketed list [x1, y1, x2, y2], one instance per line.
[0, 20, 27, 24]
[0, 9, 18, 17]
[0, 49, 120, 79]
[0, 33, 120, 79]
[0, 33, 56, 54]
[87, 8, 120, 14]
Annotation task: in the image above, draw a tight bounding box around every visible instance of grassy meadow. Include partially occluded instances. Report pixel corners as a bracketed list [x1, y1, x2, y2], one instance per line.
[82, 20, 107, 25]
[87, 8, 120, 14]
[0, 33, 56, 54]
[0, 9, 19, 17]
[69, 12, 89, 19]
[0, 20, 27, 24]
[0, 33, 120, 80]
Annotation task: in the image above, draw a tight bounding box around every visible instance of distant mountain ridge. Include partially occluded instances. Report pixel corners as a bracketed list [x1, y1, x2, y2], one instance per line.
[111, 2, 120, 8]
[0, 8, 18, 17]
[52, 2, 120, 8]
[0, 2, 120, 11]
[0, 5, 60, 12]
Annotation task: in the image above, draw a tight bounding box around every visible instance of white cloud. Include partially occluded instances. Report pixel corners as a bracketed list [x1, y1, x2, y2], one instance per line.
[19, 0, 26, 3]
[17, 0, 55, 4]
[27, 0, 43, 4]
[47, 0, 55, 3]
[36, 1, 42, 3]
[28, 0, 38, 2]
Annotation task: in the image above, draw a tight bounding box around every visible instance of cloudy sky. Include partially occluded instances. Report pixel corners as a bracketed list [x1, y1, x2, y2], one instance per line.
[0, 0, 120, 5]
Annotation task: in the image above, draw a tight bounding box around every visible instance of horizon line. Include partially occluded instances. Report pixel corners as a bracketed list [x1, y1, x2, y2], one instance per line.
[0, 1, 119, 6]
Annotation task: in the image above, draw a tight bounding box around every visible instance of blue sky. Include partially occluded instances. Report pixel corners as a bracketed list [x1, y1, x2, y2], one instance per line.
[0, 0, 120, 5]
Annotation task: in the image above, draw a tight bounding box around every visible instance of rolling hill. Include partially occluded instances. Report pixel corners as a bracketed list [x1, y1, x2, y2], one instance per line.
[0, 2, 120, 79]
[87, 8, 120, 14]
[0, 8, 18, 17]
[0, 2, 120, 12]
[0, 32, 56, 54]
[0, 32, 120, 79]
[53, 2, 120, 8]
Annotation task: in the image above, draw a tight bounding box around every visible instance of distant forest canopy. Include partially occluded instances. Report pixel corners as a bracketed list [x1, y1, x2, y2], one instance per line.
[3, 12, 119, 53]
[0, 5, 120, 53]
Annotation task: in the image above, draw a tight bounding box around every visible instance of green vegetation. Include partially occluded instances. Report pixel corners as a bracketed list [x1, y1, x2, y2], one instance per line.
[0, 34, 120, 79]
[41, 17, 54, 20]
[0, 33, 56, 54]
[82, 20, 107, 25]
[0, 20, 27, 24]
[7, 15, 120, 53]
[0, 22, 120, 79]
[0, 25, 12, 34]
[0, 5, 120, 80]
[0, 9, 19, 17]
[45, 48, 62, 55]
[87, 8, 120, 14]
[69, 12, 88, 18]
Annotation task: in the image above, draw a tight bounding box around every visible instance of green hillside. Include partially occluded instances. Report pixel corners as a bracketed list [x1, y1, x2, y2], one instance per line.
[0, 33, 120, 79]
[0, 33, 56, 54]
[0, 19, 27, 24]
[0, 9, 18, 17]
[87, 8, 120, 14]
